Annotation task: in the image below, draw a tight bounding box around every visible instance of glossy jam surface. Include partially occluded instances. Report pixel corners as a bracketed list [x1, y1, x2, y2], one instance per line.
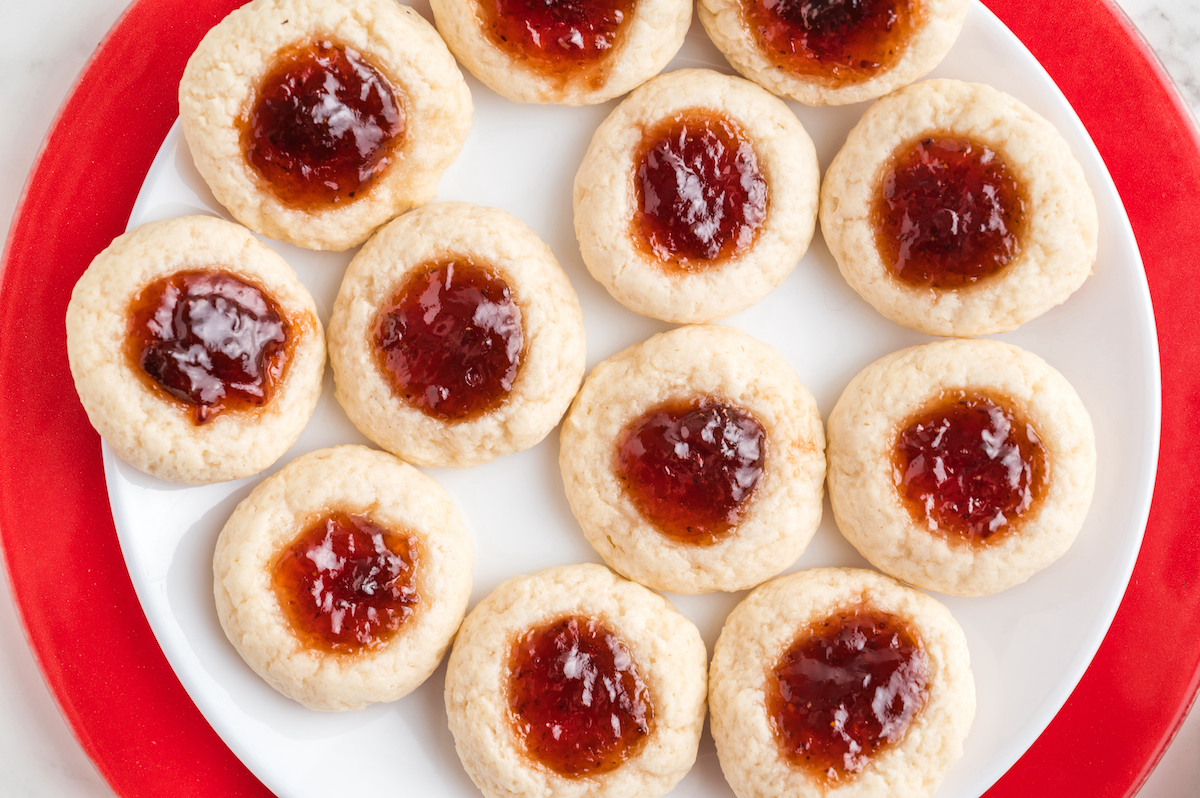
[895, 390, 1047, 542]
[634, 111, 768, 269]
[745, 0, 919, 83]
[127, 270, 290, 424]
[616, 398, 766, 545]
[272, 512, 420, 654]
[483, 0, 634, 75]
[875, 136, 1027, 288]
[244, 40, 404, 208]
[768, 608, 928, 780]
[508, 616, 652, 776]
[374, 259, 523, 421]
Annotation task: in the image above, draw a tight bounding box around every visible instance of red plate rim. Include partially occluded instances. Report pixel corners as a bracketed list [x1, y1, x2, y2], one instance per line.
[2, 1, 1198, 796]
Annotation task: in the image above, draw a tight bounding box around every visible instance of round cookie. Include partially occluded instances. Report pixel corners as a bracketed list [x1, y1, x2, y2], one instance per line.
[574, 69, 820, 323]
[709, 567, 975, 798]
[65, 215, 324, 485]
[180, 0, 472, 251]
[430, 0, 690, 105]
[328, 202, 586, 469]
[444, 563, 707, 798]
[699, 0, 967, 106]
[559, 325, 825, 594]
[826, 339, 1096, 596]
[213, 445, 473, 711]
[820, 79, 1099, 337]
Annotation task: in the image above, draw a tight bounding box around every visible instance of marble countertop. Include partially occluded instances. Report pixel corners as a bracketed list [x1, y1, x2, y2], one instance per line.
[1, 0, 1197, 796]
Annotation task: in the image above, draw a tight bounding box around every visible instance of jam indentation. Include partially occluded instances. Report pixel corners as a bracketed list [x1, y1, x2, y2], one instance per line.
[508, 616, 653, 776]
[243, 40, 405, 208]
[634, 110, 768, 270]
[768, 608, 928, 781]
[126, 270, 291, 424]
[894, 389, 1047, 542]
[616, 398, 766, 545]
[374, 259, 523, 421]
[744, 0, 921, 84]
[482, 0, 635, 79]
[272, 512, 420, 654]
[875, 136, 1027, 288]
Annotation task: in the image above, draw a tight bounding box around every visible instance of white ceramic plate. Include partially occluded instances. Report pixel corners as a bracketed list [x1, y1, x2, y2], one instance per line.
[104, 3, 1160, 796]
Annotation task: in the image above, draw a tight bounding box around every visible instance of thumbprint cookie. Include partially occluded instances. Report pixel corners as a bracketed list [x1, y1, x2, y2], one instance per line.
[574, 69, 820, 323]
[180, 0, 472, 250]
[213, 445, 473, 711]
[826, 339, 1096, 596]
[560, 325, 825, 594]
[65, 215, 324, 484]
[445, 564, 707, 798]
[431, 0, 690, 104]
[710, 568, 975, 798]
[698, 0, 967, 106]
[328, 202, 586, 468]
[821, 80, 1098, 336]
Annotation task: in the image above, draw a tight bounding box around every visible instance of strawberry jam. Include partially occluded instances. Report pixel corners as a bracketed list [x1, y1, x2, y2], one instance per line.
[875, 136, 1027, 288]
[744, 0, 920, 83]
[272, 512, 420, 654]
[243, 40, 404, 208]
[895, 390, 1047, 542]
[374, 259, 523, 421]
[508, 616, 652, 776]
[616, 398, 766, 545]
[768, 608, 928, 780]
[483, 0, 634, 76]
[634, 110, 768, 269]
[127, 270, 290, 424]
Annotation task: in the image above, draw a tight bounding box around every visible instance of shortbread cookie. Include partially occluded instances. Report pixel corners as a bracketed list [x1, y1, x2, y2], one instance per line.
[65, 215, 324, 484]
[180, 0, 471, 251]
[213, 445, 473, 711]
[574, 69, 819, 323]
[710, 568, 975, 798]
[560, 325, 825, 594]
[328, 202, 586, 468]
[827, 339, 1096, 596]
[431, 0, 689, 104]
[699, 0, 966, 105]
[821, 80, 1099, 336]
[445, 564, 707, 798]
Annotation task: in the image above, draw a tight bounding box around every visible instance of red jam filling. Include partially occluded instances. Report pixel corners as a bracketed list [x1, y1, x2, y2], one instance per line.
[483, 0, 635, 75]
[895, 390, 1047, 542]
[508, 616, 652, 776]
[374, 259, 523, 421]
[875, 136, 1027, 288]
[768, 608, 928, 780]
[272, 512, 420, 654]
[634, 110, 768, 269]
[744, 0, 920, 83]
[616, 398, 766, 545]
[126, 270, 291, 424]
[243, 40, 405, 208]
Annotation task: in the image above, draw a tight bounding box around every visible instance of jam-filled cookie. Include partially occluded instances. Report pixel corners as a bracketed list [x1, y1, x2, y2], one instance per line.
[179, 0, 472, 251]
[710, 568, 975, 798]
[65, 216, 324, 484]
[821, 80, 1099, 336]
[574, 69, 819, 323]
[699, 0, 966, 106]
[560, 325, 825, 594]
[328, 202, 586, 468]
[430, 0, 690, 104]
[213, 445, 473, 711]
[445, 564, 707, 798]
[827, 339, 1096, 596]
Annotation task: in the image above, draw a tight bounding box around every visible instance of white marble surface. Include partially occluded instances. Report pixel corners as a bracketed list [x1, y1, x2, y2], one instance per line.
[0, 1, 1197, 796]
